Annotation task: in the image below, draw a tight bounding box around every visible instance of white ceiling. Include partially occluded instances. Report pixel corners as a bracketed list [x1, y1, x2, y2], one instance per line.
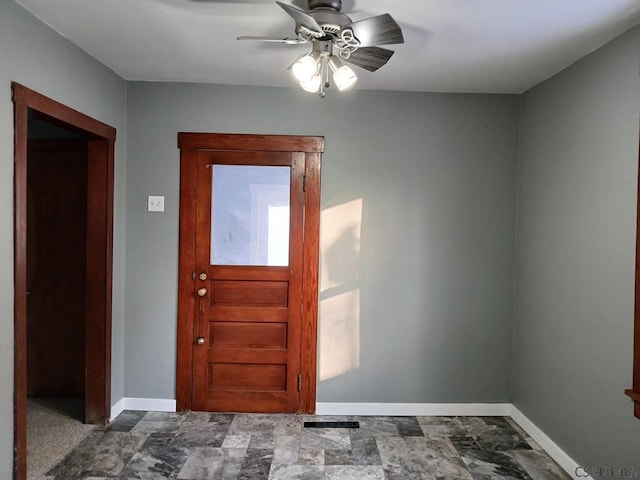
[15, 0, 640, 93]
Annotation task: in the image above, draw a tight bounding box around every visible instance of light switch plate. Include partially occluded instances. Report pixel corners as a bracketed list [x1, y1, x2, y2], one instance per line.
[148, 195, 165, 212]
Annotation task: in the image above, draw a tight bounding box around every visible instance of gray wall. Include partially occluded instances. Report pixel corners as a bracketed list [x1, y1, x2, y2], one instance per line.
[125, 82, 520, 402]
[0, 1, 127, 476]
[7, 0, 640, 474]
[513, 25, 640, 467]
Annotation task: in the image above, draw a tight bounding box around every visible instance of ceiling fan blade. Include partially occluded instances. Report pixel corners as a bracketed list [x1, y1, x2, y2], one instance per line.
[237, 36, 308, 44]
[347, 13, 404, 46]
[276, 1, 324, 35]
[343, 46, 394, 72]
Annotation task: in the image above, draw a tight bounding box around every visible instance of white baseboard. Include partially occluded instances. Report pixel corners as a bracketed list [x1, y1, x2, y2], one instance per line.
[509, 406, 582, 479]
[110, 398, 126, 420]
[315, 402, 511, 416]
[110, 397, 176, 421]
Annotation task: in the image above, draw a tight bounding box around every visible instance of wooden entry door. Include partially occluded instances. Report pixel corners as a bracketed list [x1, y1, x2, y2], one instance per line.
[177, 133, 323, 414]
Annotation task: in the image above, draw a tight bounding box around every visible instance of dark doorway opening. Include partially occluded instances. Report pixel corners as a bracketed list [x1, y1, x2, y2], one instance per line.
[27, 116, 89, 423]
[13, 83, 116, 480]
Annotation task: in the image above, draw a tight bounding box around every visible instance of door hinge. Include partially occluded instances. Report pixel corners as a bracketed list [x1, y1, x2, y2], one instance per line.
[297, 373, 302, 392]
[191, 271, 196, 280]
[302, 175, 306, 193]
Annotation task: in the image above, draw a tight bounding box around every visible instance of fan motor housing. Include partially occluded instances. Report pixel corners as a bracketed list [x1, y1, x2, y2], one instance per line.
[308, 0, 342, 11]
[308, 8, 351, 31]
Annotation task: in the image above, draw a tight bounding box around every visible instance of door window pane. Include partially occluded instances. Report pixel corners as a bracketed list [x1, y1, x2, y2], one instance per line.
[211, 165, 290, 266]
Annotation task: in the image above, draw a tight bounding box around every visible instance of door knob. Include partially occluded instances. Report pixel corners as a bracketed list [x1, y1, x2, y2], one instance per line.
[197, 336, 205, 345]
[197, 287, 207, 297]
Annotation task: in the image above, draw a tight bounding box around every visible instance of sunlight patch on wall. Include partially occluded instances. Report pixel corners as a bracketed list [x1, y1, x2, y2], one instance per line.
[319, 198, 362, 382]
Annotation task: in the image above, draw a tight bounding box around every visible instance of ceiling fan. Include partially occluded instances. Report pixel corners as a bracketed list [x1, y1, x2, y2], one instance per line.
[238, 0, 404, 96]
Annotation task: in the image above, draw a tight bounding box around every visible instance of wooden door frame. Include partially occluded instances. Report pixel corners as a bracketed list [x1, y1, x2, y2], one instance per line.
[12, 83, 116, 480]
[626, 138, 640, 417]
[176, 133, 323, 414]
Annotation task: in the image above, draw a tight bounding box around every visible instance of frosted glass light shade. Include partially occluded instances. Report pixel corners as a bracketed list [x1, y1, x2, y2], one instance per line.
[292, 54, 319, 82]
[328, 55, 357, 91]
[332, 64, 357, 90]
[299, 75, 322, 93]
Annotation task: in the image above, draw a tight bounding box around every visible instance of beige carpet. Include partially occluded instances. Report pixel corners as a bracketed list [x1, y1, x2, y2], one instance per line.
[27, 398, 95, 480]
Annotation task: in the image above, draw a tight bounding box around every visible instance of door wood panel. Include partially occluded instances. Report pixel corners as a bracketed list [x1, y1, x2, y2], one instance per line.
[211, 280, 289, 306]
[177, 133, 323, 414]
[210, 322, 288, 348]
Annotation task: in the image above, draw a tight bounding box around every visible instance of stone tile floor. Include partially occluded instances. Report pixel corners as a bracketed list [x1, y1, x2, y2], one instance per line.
[43, 411, 570, 479]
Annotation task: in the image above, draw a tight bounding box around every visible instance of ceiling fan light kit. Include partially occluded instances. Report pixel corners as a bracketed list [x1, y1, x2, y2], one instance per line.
[299, 75, 323, 93]
[292, 51, 322, 82]
[238, 0, 404, 97]
[291, 42, 357, 96]
[328, 56, 357, 91]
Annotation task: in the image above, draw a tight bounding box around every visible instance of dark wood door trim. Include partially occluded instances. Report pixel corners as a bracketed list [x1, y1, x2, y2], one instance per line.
[178, 132, 324, 153]
[176, 133, 323, 413]
[176, 146, 198, 412]
[12, 83, 116, 480]
[626, 138, 640, 418]
[300, 151, 322, 413]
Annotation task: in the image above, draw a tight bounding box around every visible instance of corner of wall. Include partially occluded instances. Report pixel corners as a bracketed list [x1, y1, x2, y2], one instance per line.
[508, 93, 526, 404]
